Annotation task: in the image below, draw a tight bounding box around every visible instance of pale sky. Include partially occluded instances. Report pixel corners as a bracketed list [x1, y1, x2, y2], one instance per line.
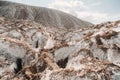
[5, 0, 120, 24]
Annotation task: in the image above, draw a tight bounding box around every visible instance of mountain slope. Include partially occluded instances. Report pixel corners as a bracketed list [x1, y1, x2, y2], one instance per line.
[0, 1, 92, 29]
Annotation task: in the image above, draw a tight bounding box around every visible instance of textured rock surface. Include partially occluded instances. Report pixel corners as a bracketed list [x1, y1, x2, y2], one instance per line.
[0, 1, 92, 30]
[0, 16, 120, 80]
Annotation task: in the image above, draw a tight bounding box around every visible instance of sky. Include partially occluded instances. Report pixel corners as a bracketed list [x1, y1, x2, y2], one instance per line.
[5, 0, 120, 24]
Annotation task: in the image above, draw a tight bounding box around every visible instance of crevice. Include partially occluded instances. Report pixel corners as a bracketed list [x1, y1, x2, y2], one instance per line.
[95, 35, 103, 45]
[112, 44, 120, 53]
[99, 45, 108, 53]
[57, 57, 68, 68]
[35, 40, 39, 48]
[14, 58, 23, 73]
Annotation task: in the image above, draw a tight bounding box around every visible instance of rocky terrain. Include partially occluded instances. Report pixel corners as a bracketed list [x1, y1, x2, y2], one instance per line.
[0, 1, 92, 29]
[0, 1, 120, 80]
[0, 16, 120, 80]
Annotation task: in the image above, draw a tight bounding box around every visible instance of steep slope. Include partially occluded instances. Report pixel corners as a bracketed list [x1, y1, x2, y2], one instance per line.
[0, 1, 92, 29]
[0, 16, 120, 80]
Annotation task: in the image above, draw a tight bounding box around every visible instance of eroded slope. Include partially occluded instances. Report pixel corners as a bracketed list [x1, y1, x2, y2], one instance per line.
[0, 1, 92, 29]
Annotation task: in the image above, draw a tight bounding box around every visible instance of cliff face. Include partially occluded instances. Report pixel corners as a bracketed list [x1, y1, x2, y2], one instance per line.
[0, 16, 120, 80]
[0, 1, 92, 29]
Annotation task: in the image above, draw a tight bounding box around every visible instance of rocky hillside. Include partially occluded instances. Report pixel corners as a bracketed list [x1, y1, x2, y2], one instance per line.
[0, 1, 92, 29]
[0, 16, 120, 80]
